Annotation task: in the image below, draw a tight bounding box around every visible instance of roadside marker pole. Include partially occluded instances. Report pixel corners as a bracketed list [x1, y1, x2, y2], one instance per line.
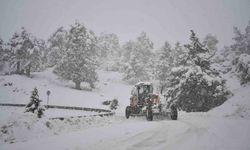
[46, 90, 51, 109]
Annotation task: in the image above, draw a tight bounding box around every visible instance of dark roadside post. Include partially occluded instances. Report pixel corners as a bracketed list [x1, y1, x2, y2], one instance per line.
[46, 90, 51, 109]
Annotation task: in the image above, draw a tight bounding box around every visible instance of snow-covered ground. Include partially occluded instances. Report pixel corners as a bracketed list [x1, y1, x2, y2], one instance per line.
[0, 69, 250, 150]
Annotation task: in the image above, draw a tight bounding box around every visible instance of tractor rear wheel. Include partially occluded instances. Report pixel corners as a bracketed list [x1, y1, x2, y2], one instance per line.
[125, 106, 131, 119]
[170, 105, 178, 120]
[146, 108, 153, 121]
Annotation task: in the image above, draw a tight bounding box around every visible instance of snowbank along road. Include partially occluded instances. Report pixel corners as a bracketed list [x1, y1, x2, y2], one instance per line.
[1, 113, 250, 150]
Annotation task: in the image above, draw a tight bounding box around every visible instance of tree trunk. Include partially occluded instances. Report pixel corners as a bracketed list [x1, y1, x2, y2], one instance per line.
[160, 85, 165, 94]
[20, 69, 24, 75]
[89, 82, 95, 89]
[75, 81, 81, 90]
[26, 64, 31, 77]
[16, 61, 20, 74]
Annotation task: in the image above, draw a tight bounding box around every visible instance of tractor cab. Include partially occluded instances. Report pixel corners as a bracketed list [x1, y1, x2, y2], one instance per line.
[126, 82, 178, 121]
[130, 82, 153, 107]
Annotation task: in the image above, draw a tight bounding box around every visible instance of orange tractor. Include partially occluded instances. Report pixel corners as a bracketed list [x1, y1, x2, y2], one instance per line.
[125, 82, 178, 121]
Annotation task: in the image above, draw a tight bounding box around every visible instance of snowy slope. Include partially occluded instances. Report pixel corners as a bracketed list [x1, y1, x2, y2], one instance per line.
[0, 68, 132, 109]
[209, 72, 250, 119]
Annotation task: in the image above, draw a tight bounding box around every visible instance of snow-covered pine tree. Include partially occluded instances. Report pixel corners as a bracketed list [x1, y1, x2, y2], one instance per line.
[25, 87, 45, 118]
[155, 41, 173, 94]
[123, 54, 149, 83]
[0, 37, 3, 58]
[203, 34, 220, 65]
[25, 87, 41, 113]
[97, 33, 121, 71]
[47, 27, 68, 67]
[0, 37, 5, 62]
[172, 42, 188, 66]
[231, 26, 249, 55]
[27, 38, 46, 74]
[216, 45, 234, 74]
[54, 22, 98, 90]
[7, 28, 45, 76]
[0, 38, 6, 72]
[121, 40, 136, 63]
[122, 32, 154, 83]
[203, 34, 218, 53]
[35, 38, 48, 69]
[165, 30, 229, 112]
[136, 32, 154, 69]
[120, 40, 136, 79]
[229, 21, 250, 84]
[0, 38, 14, 74]
[8, 27, 34, 75]
[97, 33, 120, 58]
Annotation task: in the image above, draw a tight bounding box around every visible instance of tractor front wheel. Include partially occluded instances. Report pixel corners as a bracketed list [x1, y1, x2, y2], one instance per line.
[125, 106, 131, 119]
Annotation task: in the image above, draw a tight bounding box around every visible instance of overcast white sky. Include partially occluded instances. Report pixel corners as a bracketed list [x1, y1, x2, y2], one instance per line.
[0, 0, 250, 49]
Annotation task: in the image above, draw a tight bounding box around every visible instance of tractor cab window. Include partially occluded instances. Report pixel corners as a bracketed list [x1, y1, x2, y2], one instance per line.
[138, 86, 144, 94]
[138, 85, 153, 95]
[131, 87, 137, 96]
[149, 85, 153, 93]
[143, 86, 149, 94]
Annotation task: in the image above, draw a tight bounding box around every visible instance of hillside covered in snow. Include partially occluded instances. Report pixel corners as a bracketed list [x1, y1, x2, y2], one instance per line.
[0, 68, 132, 109]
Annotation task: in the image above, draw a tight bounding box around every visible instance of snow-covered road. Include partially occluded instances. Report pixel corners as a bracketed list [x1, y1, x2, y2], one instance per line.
[87, 114, 250, 150]
[1, 113, 250, 150]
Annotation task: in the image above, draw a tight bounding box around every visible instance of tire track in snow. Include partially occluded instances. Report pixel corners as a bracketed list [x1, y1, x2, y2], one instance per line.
[87, 119, 190, 150]
[86, 114, 212, 150]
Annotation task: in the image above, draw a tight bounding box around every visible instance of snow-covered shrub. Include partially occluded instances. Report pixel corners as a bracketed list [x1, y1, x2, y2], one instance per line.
[102, 100, 111, 105]
[235, 54, 250, 84]
[37, 106, 45, 118]
[110, 98, 119, 110]
[181, 72, 227, 112]
[167, 66, 228, 112]
[102, 99, 119, 110]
